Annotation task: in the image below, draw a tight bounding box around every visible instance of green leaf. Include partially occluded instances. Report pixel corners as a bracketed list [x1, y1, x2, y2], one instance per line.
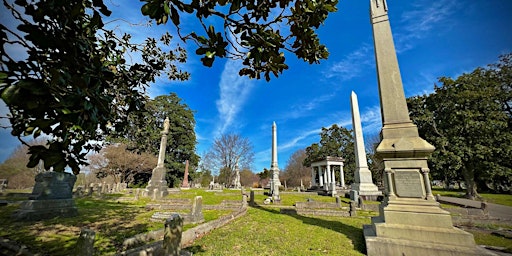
[170, 6, 180, 26]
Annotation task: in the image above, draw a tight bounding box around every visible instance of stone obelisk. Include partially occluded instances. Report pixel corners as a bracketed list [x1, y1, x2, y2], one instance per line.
[181, 160, 190, 189]
[350, 91, 381, 200]
[144, 117, 170, 198]
[363, 1, 485, 255]
[269, 122, 281, 202]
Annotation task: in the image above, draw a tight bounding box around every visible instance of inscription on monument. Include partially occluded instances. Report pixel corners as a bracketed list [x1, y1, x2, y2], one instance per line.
[393, 170, 423, 198]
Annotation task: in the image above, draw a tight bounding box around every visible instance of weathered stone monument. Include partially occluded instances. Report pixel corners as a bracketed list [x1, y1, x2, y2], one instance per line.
[350, 91, 382, 200]
[144, 117, 170, 199]
[268, 122, 281, 202]
[232, 163, 242, 189]
[163, 214, 183, 256]
[181, 160, 190, 189]
[363, 1, 487, 255]
[14, 172, 78, 220]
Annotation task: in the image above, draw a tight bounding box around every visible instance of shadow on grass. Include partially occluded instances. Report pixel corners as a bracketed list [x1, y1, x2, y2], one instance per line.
[251, 203, 366, 254]
[0, 197, 155, 255]
[186, 244, 207, 254]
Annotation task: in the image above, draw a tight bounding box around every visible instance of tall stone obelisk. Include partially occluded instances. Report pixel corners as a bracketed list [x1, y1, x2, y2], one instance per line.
[269, 122, 281, 202]
[144, 117, 170, 198]
[363, 1, 485, 255]
[349, 91, 381, 200]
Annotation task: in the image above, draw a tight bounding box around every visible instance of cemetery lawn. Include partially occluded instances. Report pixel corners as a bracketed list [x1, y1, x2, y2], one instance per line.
[185, 206, 370, 256]
[432, 188, 512, 207]
[1, 189, 511, 255]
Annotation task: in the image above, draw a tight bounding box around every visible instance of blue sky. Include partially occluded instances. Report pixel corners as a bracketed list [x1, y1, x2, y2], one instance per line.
[1, 0, 512, 174]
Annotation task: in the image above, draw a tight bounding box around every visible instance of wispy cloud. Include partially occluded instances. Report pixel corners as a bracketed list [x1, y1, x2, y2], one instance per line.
[325, 44, 373, 81]
[214, 60, 254, 136]
[395, 0, 460, 53]
[283, 93, 337, 120]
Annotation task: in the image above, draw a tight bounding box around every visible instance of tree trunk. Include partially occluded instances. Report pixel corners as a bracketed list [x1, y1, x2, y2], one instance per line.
[462, 166, 478, 199]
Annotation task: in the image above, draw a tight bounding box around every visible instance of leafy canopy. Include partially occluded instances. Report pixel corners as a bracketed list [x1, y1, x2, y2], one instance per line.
[140, 0, 338, 81]
[0, 0, 188, 174]
[408, 53, 512, 197]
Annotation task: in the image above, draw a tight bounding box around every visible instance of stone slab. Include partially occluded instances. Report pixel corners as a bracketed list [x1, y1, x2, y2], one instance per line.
[14, 199, 78, 221]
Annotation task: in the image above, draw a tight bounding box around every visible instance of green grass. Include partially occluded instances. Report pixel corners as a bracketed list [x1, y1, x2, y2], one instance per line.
[1, 189, 511, 255]
[432, 188, 512, 207]
[0, 196, 233, 255]
[185, 206, 369, 256]
[468, 229, 512, 253]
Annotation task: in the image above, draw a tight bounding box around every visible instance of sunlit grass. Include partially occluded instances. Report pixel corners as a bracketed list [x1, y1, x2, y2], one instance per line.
[432, 188, 512, 207]
[185, 206, 370, 256]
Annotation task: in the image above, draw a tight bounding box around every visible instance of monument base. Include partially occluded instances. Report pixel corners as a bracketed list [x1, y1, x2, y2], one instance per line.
[363, 200, 492, 256]
[14, 199, 78, 221]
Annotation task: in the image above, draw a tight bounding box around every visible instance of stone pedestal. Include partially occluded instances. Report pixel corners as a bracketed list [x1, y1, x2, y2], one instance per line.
[144, 167, 169, 199]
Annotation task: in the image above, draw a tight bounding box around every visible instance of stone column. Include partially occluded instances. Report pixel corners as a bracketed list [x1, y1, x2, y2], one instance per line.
[322, 167, 328, 190]
[311, 167, 316, 187]
[340, 163, 345, 188]
[326, 165, 331, 184]
[331, 166, 336, 186]
[318, 167, 324, 186]
[363, 1, 481, 255]
[269, 122, 281, 201]
[144, 117, 170, 198]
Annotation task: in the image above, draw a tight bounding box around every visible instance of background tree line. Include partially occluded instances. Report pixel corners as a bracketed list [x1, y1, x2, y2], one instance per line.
[407, 53, 512, 198]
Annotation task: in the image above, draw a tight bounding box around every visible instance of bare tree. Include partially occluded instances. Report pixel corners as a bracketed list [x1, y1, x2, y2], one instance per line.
[88, 143, 157, 185]
[282, 149, 311, 188]
[202, 134, 254, 186]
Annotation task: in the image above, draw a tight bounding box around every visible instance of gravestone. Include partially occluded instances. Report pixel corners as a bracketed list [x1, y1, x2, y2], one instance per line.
[14, 172, 78, 221]
[189, 196, 204, 224]
[75, 228, 95, 256]
[249, 190, 255, 206]
[163, 214, 183, 256]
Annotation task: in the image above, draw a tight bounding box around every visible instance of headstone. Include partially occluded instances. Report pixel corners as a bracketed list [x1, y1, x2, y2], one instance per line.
[190, 196, 204, 223]
[335, 196, 341, 208]
[242, 193, 248, 208]
[350, 190, 359, 206]
[14, 172, 78, 221]
[29, 172, 76, 200]
[144, 117, 170, 199]
[163, 214, 183, 256]
[350, 91, 382, 200]
[96, 183, 102, 196]
[75, 228, 95, 256]
[363, 1, 485, 255]
[349, 200, 357, 217]
[249, 190, 255, 206]
[87, 184, 94, 196]
[134, 188, 140, 200]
